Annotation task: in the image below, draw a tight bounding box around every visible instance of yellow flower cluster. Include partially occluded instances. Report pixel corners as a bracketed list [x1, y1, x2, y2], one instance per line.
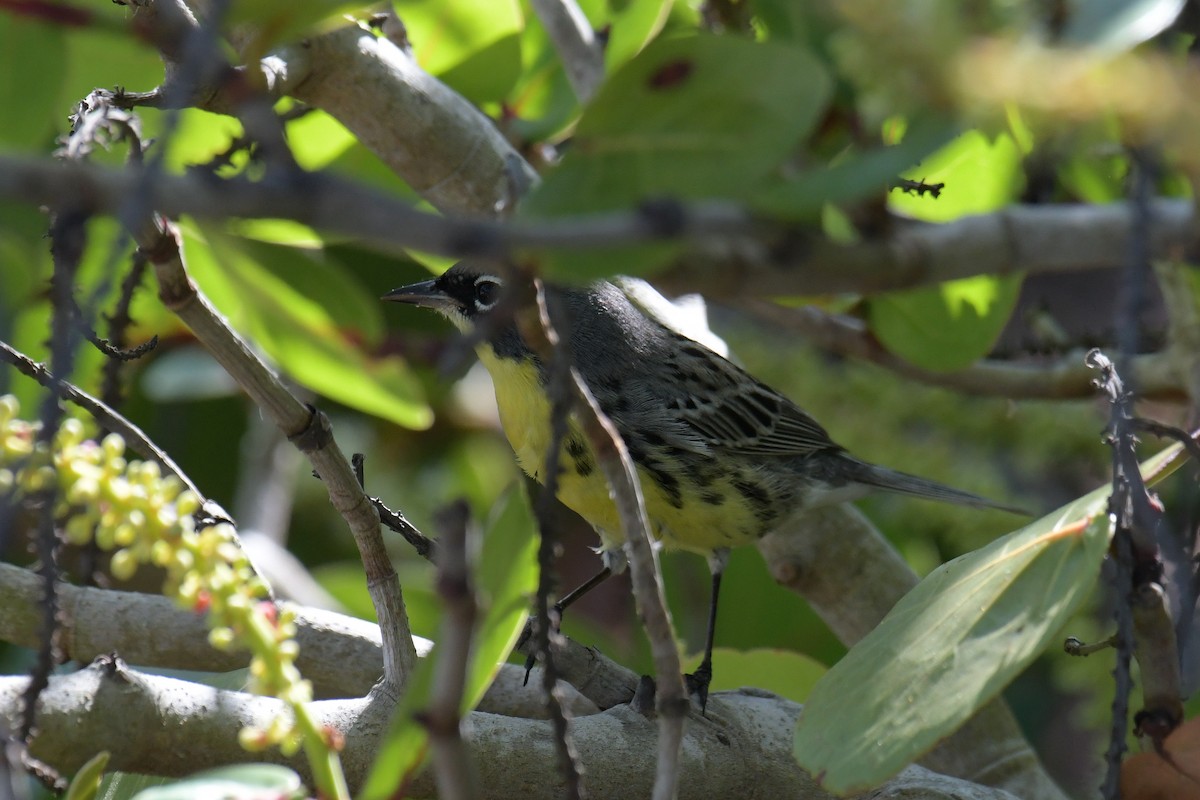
[0, 395, 332, 763]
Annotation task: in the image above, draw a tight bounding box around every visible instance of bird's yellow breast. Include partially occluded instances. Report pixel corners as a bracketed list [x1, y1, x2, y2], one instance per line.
[477, 347, 765, 556]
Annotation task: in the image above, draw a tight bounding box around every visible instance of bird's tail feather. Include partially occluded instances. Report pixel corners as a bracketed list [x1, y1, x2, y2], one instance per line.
[857, 464, 1028, 516]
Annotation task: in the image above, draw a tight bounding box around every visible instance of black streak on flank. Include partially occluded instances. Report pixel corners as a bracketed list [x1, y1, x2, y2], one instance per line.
[732, 478, 773, 522]
[643, 461, 684, 509]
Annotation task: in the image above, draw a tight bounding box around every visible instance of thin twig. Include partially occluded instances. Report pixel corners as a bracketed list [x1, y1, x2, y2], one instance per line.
[6, 155, 1199, 299]
[526, 282, 586, 800]
[369, 496, 435, 562]
[531, 282, 687, 800]
[419, 501, 480, 800]
[137, 212, 416, 690]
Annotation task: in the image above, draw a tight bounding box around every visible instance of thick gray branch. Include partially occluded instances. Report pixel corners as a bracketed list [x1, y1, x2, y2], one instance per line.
[0, 664, 1022, 800]
[0, 562, 598, 718]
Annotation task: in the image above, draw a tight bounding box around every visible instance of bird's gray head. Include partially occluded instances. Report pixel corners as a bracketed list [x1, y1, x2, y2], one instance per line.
[384, 263, 541, 360]
[382, 263, 505, 333]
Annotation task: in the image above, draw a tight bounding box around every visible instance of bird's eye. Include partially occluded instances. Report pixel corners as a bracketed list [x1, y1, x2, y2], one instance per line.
[474, 279, 500, 310]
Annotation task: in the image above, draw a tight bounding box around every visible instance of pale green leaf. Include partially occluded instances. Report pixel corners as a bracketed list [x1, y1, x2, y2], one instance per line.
[794, 443, 1187, 796]
[66, 751, 110, 800]
[184, 227, 431, 428]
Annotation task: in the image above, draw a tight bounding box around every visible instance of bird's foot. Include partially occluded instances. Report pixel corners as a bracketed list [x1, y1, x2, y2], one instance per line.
[685, 662, 712, 716]
[517, 608, 563, 685]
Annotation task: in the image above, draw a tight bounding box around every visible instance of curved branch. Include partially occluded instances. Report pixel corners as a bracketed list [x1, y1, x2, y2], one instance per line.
[126, 3, 536, 216]
[134, 213, 416, 693]
[736, 300, 1183, 400]
[0, 662, 1023, 800]
[0, 561, 600, 718]
[1, 155, 1195, 297]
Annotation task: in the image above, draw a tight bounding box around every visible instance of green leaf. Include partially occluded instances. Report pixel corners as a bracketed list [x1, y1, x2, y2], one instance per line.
[129, 765, 303, 800]
[360, 488, 538, 800]
[604, 0, 672, 71]
[755, 116, 958, 220]
[182, 227, 431, 428]
[397, 0, 524, 104]
[1059, 0, 1185, 54]
[526, 34, 831, 217]
[471, 485, 540, 694]
[66, 751, 110, 800]
[526, 33, 830, 282]
[0, 15, 67, 149]
[683, 648, 825, 703]
[793, 443, 1187, 796]
[227, 0, 378, 50]
[888, 130, 1023, 223]
[867, 274, 1023, 372]
[870, 130, 1025, 370]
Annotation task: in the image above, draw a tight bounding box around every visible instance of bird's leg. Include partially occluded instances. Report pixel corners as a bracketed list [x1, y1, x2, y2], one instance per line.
[520, 565, 614, 684]
[686, 548, 729, 715]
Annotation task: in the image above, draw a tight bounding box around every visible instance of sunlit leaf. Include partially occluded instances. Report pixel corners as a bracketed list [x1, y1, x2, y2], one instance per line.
[604, 0, 672, 71]
[794, 443, 1187, 796]
[282, 107, 358, 170]
[888, 130, 1022, 223]
[65, 751, 109, 800]
[360, 487, 537, 800]
[397, 0, 524, 104]
[867, 274, 1024, 372]
[228, 0, 377, 51]
[870, 130, 1025, 370]
[755, 116, 957, 220]
[183, 227, 431, 428]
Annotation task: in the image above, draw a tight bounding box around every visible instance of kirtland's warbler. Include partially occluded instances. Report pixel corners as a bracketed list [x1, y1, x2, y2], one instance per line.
[385, 264, 1021, 710]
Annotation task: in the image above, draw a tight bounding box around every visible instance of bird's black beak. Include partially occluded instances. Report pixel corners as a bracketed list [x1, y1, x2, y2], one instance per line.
[382, 278, 455, 313]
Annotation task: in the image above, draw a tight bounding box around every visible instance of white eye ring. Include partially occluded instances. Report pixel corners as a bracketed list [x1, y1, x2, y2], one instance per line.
[474, 275, 503, 311]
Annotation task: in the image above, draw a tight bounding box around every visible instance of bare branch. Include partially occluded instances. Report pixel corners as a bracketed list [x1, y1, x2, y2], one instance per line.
[135, 213, 416, 690]
[657, 199, 1200, 298]
[530, 0, 605, 102]
[737, 300, 1184, 400]
[2, 155, 1196, 297]
[421, 502, 481, 800]
[0, 562, 599, 718]
[0, 662, 1024, 799]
